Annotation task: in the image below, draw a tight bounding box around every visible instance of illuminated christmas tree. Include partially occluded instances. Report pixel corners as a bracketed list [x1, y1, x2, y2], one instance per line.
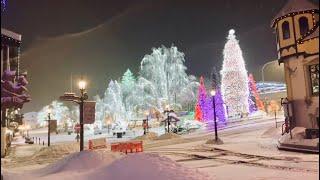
[248, 74, 264, 111]
[214, 88, 227, 122]
[194, 103, 202, 121]
[220, 29, 249, 117]
[195, 76, 208, 121]
[248, 85, 257, 114]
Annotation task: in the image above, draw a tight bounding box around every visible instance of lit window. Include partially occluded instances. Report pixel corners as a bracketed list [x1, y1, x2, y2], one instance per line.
[282, 21, 290, 40]
[309, 64, 319, 96]
[299, 17, 309, 36]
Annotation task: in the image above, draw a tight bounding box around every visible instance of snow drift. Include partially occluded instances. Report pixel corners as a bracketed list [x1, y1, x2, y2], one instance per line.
[3, 151, 212, 180]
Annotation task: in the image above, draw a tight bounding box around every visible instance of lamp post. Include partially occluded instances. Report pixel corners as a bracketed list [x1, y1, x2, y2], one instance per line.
[47, 109, 51, 147]
[210, 89, 218, 142]
[78, 79, 88, 151]
[144, 111, 149, 134]
[163, 105, 171, 133]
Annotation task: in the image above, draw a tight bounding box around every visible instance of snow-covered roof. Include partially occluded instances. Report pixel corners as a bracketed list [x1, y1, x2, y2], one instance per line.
[271, 0, 318, 27]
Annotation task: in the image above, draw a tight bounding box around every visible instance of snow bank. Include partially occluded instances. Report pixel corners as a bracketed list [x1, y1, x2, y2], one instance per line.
[37, 150, 122, 175]
[156, 133, 181, 140]
[85, 153, 212, 180]
[32, 143, 79, 159]
[261, 126, 282, 138]
[134, 132, 158, 141]
[3, 152, 212, 180]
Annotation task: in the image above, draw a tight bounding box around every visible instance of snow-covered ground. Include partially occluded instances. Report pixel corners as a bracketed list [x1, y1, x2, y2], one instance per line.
[2, 117, 318, 180]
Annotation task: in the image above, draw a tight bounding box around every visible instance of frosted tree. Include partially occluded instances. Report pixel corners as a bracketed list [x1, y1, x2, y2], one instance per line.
[37, 101, 70, 126]
[220, 29, 249, 117]
[121, 69, 136, 108]
[138, 45, 198, 111]
[94, 95, 105, 123]
[103, 80, 127, 122]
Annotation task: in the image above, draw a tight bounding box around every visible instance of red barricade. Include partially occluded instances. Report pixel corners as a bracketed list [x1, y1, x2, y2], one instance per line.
[111, 141, 143, 154]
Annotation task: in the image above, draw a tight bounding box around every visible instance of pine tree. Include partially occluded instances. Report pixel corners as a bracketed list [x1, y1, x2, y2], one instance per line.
[211, 66, 221, 88]
[248, 74, 264, 111]
[121, 69, 136, 110]
[194, 103, 203, 121]
[220, 29, 249, 117]
[195, 76, 208, 121]
[214, 89, 227, 122]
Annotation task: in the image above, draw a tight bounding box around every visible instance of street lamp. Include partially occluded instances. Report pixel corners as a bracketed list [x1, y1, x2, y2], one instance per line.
[26, 124, 30, 137]
[60, 78, 89, 151]
[164, 105, 171, 133]
[144, 111, 149, 135]
[208, 89, 223, 145]
[47, 108, 52, 146]
[78, 79, 88, 151]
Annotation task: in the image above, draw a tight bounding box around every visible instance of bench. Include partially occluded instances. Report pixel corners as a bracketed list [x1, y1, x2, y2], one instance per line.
[111, 141, 143, 154]
[88, 138, 107, 150]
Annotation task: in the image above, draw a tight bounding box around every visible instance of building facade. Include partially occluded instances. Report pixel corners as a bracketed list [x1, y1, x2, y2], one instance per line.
[271, 0, 319, 128]
[1, 28, 30, 157]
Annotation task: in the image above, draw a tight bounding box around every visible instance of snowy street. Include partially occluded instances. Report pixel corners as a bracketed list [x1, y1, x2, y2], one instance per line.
[145, 119, 319, 180]
[2, 117, 319, 180]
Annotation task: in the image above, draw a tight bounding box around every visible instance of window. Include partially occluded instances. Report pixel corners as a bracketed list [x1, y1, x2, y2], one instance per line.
[309, 64, 319, 96]
[299, 17, 309, 36]
[282, 21, 290, 39]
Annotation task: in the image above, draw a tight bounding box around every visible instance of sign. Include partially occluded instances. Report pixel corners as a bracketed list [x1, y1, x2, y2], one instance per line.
[83, 101, 96, 124]
[49, 120, 57, 133]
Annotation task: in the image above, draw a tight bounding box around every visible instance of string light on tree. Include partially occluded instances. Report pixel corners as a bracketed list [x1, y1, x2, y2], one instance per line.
[220, 29, 249, 117]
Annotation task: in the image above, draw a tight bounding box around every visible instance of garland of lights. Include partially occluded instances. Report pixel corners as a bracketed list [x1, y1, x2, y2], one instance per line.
[272, 9, 319, 44]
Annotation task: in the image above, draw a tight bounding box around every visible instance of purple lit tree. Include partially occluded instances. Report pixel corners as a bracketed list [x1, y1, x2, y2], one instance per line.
[195, 76, 227, 122]
[195, 76, 208, 121]
[213, 88, 227, 122]
[1, 0, 6, 12]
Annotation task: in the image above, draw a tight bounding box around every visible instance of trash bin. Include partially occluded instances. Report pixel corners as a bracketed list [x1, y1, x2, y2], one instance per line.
[117, 132, 123, 138]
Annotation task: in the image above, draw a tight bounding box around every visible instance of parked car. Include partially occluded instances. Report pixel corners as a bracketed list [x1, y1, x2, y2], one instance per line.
[25, 137, 34, 144]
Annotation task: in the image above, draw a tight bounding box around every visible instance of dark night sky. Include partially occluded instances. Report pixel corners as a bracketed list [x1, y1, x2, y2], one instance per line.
[1, 0, 319, 112]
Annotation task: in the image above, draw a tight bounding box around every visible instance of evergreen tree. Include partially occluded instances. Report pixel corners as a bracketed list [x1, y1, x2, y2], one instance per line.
[213, 88, 227, 122]
[195, 76, 208, 121]
[121, 69, 136, 109]
[248, 74, 264, 111]
[194, 103, 203, 121]
[220, 29, 249, 117]
[211, 66, 221, 88]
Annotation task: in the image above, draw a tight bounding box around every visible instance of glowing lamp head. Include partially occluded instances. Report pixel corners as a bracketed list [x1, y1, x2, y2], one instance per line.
[78, 80, 86, 90]
[47, 108, 52, 114]
[210, 89, 216, 96]
[144, 111, 149, 116]
[165, 105, 170, 110]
